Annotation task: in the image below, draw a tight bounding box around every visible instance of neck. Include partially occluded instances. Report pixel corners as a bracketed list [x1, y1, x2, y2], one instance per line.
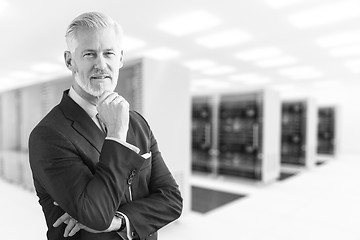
[72, 83, 98, 106]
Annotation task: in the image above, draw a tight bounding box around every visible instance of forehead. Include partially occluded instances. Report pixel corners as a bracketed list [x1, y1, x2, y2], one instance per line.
[75, 27, 121, 51]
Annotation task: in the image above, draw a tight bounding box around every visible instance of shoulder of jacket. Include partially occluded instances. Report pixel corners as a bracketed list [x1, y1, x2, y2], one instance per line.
[130, 111, 150, 128]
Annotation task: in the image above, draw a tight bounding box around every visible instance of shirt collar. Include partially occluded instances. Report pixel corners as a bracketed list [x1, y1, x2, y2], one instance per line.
[68, 87, 98, 119]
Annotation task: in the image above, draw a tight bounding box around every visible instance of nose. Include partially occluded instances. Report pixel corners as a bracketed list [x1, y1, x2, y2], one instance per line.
[94, 55, 107, 70]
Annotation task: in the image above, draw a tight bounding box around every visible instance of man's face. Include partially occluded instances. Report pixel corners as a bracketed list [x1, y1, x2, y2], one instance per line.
[68, 27, 123, 97]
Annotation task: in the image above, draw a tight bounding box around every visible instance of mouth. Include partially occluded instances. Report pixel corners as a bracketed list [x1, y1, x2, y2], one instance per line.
[90, 74, 111, 81]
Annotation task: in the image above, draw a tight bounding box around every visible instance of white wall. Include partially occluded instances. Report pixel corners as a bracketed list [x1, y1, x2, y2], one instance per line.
[142, 58, 192, 215]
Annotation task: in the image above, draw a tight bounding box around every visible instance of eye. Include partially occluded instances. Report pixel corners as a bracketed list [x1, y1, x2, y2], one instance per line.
[105, 51, 115, 57]
[83, 52, 95, 57]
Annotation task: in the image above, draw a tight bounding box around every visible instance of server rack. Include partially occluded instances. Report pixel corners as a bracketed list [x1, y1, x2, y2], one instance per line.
[281, 102, 306, 166]
[317, 107, 336, 156]
[0, 77, 71, 191]
[191, 96, 214, 173]
[218, 93, 263, 180]
[192, 89, 281, 183]
[280, 99, 317, 169]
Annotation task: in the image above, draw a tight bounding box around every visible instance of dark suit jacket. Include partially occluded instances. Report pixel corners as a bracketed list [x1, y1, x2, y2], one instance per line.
[29, 90, 183, 240]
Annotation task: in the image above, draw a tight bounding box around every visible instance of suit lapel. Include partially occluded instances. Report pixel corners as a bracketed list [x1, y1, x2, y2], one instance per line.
[72, 121, 105, 153]
[59, 90, 105, 153]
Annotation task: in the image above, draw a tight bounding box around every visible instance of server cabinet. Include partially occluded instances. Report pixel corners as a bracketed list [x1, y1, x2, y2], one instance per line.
[191, 97, 214, 173]
[192, 89, 281, 183]
[0, 90, 22, 184]
[218, 93, 262, 179]
[0, 77, 71, 191]
[281, 102, 306, 166]
[317, 107, 336, 156]
[280, 99, 317, 169]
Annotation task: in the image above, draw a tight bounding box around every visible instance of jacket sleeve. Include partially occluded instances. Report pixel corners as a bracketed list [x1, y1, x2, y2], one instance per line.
[118, 112, 183, 240]
[29, 125, 145, 231]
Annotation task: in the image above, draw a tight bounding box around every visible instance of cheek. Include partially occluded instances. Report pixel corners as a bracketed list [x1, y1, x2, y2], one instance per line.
[76, 64, 92, 78]
[70, 61, 78, 73]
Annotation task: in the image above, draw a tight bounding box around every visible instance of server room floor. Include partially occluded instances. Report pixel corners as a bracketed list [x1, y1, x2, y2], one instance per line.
[1, 154, 359, 240]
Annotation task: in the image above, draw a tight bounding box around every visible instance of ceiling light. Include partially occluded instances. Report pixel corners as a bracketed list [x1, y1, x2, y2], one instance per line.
[192, 78, 231, 89]
[239, 77, 271, 85]
[255, 56, 297, 68]
[141, 47, 180, 60]
[157, 10, 221, 36]
[235, 47, 282, 61]
[228, 73, 271, 85]
[290, 72, 324, 79]
[278, 66, 320, 76]
[9, 70, 38, 80]
[329, 44, 360, 57]
[0, 0, 9, 15]
[196, 29, 251, 48]
[0, 77, 18, 93]
[201, 65, 236, 75]
[229, 73, 262, 81]
[278, 66, 324, 79]
[344, 59, 360, 73]
[288, 0, 360, 28]
[264, 0, 305, 9]
[183, 59, 216, 70]
[124, 36, 146, 52]
[270, 84, 295, 92]
[312, 80, 341, 88]
[30, 62, 64, 74]
[316, 30, 360, 48]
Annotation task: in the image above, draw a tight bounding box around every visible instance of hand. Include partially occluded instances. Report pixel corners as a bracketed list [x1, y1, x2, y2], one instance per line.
[53, 202, 122, 237]
[96, 91, 129, 141]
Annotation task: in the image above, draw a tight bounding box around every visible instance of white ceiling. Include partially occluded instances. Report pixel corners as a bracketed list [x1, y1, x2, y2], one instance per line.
[0, 0, 359, 97]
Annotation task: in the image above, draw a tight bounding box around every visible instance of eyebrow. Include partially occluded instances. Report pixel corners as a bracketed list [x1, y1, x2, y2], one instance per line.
[104, 48, 115, 52]
[81, 48, 115, 53]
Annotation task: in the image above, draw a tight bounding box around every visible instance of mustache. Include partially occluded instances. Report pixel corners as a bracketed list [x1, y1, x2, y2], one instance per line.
[90, 71, 111, 78]
[93, 69, 110, 74]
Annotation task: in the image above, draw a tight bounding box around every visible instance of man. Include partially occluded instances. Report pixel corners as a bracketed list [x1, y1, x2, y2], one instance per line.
[29, 12, 183, 240]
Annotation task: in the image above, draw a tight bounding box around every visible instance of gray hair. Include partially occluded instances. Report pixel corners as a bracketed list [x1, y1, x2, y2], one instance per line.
[65, 12, 123, 52]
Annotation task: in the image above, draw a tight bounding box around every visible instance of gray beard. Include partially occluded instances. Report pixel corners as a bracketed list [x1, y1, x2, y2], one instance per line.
[74, 72, 106, 97]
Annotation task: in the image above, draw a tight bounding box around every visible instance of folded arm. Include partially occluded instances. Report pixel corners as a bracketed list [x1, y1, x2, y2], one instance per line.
[29, 125, 145, 231]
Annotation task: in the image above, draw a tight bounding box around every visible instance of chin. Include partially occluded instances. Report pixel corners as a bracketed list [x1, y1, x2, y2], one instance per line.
[88, 85, 116, 97]
[89, 88, 105, 97]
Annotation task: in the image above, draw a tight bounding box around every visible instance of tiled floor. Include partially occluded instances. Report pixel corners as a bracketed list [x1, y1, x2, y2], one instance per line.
[191, 186, 247, 213]
[1, 154, 359, 240]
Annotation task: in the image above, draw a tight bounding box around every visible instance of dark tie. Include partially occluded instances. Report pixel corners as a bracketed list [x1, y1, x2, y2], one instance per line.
[96, 114, 107, 134]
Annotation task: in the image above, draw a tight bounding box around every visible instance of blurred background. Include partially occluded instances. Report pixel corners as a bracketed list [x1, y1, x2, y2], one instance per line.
[0, 0, 359, 239]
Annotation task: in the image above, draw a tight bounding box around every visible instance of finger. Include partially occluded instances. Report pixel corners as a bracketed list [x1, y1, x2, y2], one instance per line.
[68, 223, 81, 237]
[103, 93, 120, 105]
[97, 91, 112, 102]
[110, 95, 125, 104]
[98, 91, 117, 104]
[53, 212, 71, 227]
[64, 218, 78, 237]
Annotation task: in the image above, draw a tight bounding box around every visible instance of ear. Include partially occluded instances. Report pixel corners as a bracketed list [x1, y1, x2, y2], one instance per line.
[64, 51, 74, 71]
[119, 50, 124, 68]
